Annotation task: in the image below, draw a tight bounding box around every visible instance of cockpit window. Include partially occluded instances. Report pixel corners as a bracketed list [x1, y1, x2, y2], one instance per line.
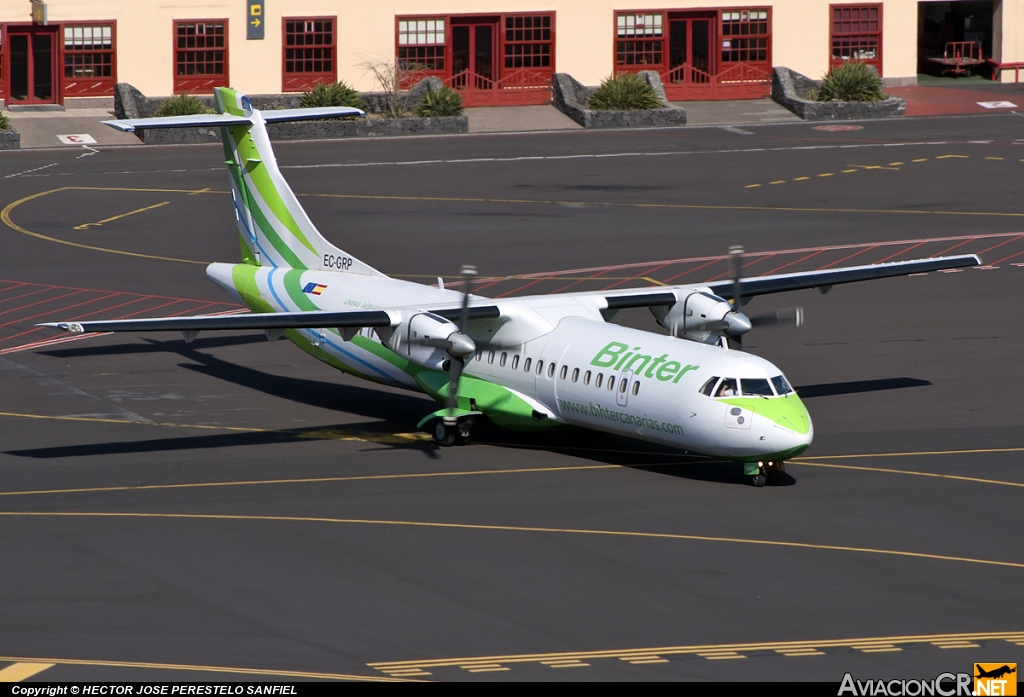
[700, 377, 720, 396]
[771, 375, 794, 395]
[740, 378, 774, 397]
[715, 378, 738, 397]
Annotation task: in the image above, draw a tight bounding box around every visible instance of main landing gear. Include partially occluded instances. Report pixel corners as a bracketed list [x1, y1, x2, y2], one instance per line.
[746, 460, 785, 487]
[431, 416, 474, 447]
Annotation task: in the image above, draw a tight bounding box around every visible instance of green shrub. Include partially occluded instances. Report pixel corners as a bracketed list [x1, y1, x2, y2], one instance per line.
[414, 86, 464, 117]
[0, 112, 11, 131]
[587, 73, 663, 111]
[154, 94, 212, 117]
[811, 62, 887, 102]
[299, 81, 367, 111]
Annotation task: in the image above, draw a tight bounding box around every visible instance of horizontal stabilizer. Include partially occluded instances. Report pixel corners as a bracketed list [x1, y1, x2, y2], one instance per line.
[262, 107, 365, 122]
[103, 114, 253, 132]
[40, 310, 396, 335]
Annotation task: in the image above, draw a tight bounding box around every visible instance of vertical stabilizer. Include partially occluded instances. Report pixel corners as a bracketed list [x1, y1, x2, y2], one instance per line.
[214, 88, 384, 275]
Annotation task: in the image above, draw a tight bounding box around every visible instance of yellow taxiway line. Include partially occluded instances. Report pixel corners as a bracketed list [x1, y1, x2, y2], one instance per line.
[367, 630, 1024, 674]
[2, 511, 1022, 571]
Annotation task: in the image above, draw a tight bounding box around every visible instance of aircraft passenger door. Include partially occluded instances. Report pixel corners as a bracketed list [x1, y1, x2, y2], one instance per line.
[616, 369, 633, 407]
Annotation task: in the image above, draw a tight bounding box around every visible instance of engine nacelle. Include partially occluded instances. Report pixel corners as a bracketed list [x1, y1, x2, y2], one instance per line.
[650, 290, 750, 345]
[383, 311, 468, 371]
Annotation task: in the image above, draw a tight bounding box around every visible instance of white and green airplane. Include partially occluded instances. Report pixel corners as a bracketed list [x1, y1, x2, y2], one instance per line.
[42, 88, 980, 486]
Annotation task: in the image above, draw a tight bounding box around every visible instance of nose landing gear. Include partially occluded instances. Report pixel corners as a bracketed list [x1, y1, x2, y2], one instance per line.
[745, 460, 785, 487]
[430, 415, 476, 447]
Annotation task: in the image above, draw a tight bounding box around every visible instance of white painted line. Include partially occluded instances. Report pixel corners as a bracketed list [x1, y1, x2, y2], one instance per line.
[977, 102, 1017, 109]
[721, 126, 755, 135]
[57, 134, 97, 145]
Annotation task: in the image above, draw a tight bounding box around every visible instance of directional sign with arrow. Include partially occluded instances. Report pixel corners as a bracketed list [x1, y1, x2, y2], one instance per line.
[247, 0, 264, 40]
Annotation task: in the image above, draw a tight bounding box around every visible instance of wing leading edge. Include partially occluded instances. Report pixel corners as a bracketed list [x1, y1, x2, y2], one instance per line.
[600, 254, 981, 308]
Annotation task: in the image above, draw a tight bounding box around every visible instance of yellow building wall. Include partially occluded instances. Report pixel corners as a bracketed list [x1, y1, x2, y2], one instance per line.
[2, 0, 1022, 95]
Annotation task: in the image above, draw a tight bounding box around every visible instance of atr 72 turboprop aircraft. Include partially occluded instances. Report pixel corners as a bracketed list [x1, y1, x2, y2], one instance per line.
[42, 88, 980, 486]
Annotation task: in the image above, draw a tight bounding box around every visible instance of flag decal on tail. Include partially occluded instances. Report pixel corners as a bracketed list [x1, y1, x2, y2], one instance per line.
[303, 282, 328, 295]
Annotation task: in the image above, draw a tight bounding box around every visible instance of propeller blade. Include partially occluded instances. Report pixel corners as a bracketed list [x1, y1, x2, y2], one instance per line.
[448, 264, 477, 414]
[749, 307, 804, 328]
[446, 356, 464, 411]
[729, 245, 744, 310]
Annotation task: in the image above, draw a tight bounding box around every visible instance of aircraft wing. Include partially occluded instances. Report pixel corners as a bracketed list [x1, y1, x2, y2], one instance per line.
[599, 254, 981, 308]
[39, 305, 502, 336]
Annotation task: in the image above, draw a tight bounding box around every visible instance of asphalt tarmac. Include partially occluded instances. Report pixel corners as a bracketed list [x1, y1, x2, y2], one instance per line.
[1, 115, 1022, 682]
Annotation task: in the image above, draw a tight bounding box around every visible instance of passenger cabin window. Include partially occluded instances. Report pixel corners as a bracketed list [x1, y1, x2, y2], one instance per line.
[741, 378, 774, 397]
[572, 368, 579, 382]
[595, 373, 603, 388]
[488, 350, 495, 364]
[632, 381, 640, 396]
[524, 357, 532, 372]
[536, 360, 544, 375]
[619, 378, 627, 393]
[512, 355, 519, 370]
[700, 376, 721, 396]
[715, 378, 738, 397]
[583, 370, 591, 385]
[560, 365, 568, 380]
[771, 375, 794, 395]
[609, 376, 616, 391]
[548, 363, 556, 378]
[500, 352, 507, 367]
[475, 351, 482, 361]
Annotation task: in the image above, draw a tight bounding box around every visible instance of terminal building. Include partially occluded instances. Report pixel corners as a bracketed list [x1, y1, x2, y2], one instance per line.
[0, 0, 1021, 108]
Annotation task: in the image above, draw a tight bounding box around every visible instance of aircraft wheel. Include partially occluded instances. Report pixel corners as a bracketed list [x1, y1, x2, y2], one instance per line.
[455, 419, 472, 446]
[432, 420, 456, 447]
[752, 473, 767, 488]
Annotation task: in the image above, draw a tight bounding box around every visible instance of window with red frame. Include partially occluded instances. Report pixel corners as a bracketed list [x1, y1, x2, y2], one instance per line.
[830, 4, 882, 74]
[397, 17, 447, 81]
[174, 20, 228, 93]
[721, 10, 770, 63]
[283, 18, 336, 92]
[503, 15, 552, 70]
[616, 13, 665, 68]
[63, 23, 116, 96]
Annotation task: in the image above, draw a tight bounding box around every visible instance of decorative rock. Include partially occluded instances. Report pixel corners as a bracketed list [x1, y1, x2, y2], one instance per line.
[551, 72, 686, 129]
[771, 66, 905, 121]
[112, 82, 467, 144]
[0, 128, 20, 150]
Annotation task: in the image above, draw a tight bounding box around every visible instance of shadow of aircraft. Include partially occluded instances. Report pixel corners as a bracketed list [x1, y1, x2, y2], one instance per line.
[796, 377, 931, 399]
[26, 337, 788, 486]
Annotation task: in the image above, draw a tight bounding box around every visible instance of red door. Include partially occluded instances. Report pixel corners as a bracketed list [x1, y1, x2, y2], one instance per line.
[664, 13, 716, 99]
[450, 20, 496, 90]
[6, 26, 59, 104]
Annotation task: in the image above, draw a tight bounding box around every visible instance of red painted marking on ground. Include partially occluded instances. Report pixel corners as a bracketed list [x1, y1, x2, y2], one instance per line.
[704, 253, 776, 282]
[543, 266, 621, 296]
[0, 286, 63, 308]
[0, 282, 31, 296]
[0, 289, 89, 319]
[874, 241, 928, 265]
[934, 237, 977, 257]
[816, 245, 879, 270]
[663, 257, 725, 284]
[601, 261, 678, 291]
[976, 234, 1024, 256]
[0, 292, 119, 329]
[763, 249, 826, 276]
[0, 278, 240, 305]
[988, 249, 1024, 266]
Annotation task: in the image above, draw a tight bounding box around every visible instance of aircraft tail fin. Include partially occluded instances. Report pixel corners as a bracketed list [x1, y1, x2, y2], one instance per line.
[103, 88, 384, 276]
